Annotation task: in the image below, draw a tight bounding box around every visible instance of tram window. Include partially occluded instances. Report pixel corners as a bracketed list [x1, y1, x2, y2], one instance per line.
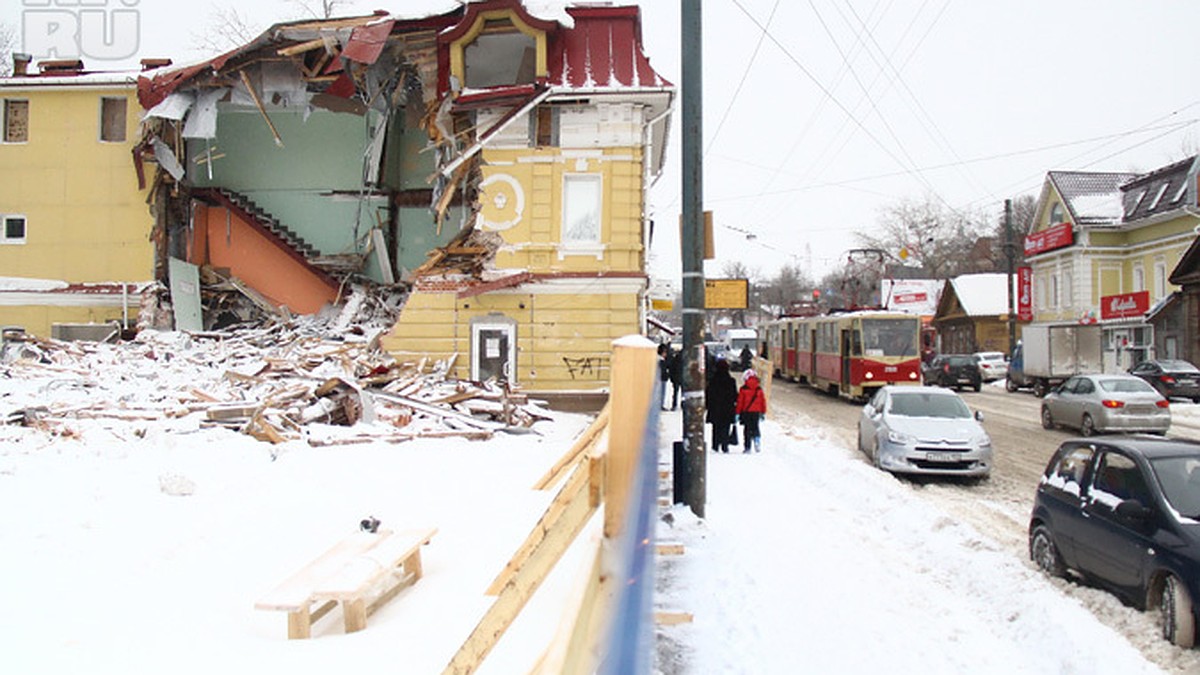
[851, 330, 863, 356]
[862, 319, 918, 357]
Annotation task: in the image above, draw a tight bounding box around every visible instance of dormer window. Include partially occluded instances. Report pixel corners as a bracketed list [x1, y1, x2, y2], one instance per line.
[445, 5, 551, 93]
[465, 19, 537, 88]
[1049, 203, 1064, 225]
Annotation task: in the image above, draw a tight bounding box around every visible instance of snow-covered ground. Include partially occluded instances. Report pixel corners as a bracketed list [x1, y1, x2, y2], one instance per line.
[0, 338, 1189, 674]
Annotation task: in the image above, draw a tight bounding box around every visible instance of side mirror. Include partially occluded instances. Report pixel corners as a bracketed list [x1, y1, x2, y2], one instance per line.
[974, 410, 984, 422]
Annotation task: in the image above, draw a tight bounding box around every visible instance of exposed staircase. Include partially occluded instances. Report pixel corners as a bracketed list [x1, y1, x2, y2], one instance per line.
[195, 188, 322, 262]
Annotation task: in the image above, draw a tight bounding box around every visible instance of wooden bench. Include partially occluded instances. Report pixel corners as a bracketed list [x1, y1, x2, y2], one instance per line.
[255, 527, 437, 639]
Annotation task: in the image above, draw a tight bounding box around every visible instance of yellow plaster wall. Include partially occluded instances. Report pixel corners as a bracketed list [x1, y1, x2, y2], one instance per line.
[0, 304, 129, 336]
[382, 288, 641, 391]
[478, 147, 645, 274]
[0, 86, 152, 283]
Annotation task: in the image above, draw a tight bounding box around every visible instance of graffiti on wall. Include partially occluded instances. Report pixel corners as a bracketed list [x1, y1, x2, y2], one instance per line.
[563, 356, 611, 380]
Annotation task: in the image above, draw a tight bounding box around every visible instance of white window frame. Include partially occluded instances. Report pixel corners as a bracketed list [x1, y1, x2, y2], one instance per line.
[1051, 273, 1060, 308]
[1133, 265, 1145, 293]
[2, 98, 29, 144]
[560, 173, 603, 259]
[1062, 271, 1073, 310]
[1, 214, 27, 245]
[1154, 259, 1167, 298]
[98, 96, 127, 143]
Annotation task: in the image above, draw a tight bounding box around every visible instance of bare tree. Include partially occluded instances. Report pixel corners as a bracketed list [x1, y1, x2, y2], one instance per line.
[284, 0, 353, 19]
[992, 194, 1037, 270]
[856, 195, 987, 279]
[191, 5, 264, 56]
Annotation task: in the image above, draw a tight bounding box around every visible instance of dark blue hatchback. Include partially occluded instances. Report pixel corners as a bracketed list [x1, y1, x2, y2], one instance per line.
[1029, 437, 1200, 648]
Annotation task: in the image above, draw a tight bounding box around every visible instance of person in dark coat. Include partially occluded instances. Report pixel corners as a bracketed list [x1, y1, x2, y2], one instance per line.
[735, 369, 767, 453]
[667, 346, 683, 411]
[739, 345, 753, 371]
[705, 357, 738, 452]
[658, 343, 671, 409]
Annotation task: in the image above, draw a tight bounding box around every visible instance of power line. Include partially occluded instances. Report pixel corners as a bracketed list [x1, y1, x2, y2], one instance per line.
[704, 0, 782, 158]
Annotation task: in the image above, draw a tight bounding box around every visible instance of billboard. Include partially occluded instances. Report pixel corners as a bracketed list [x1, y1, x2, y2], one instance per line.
[1017, 266, 1033, 321]
[880, 279, 942, 316]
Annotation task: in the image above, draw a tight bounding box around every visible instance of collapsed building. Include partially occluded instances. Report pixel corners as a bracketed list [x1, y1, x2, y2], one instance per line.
[133, 0, 673, 396]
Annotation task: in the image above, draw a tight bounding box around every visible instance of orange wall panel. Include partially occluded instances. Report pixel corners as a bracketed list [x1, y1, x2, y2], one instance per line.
[196, 206, 339, 314]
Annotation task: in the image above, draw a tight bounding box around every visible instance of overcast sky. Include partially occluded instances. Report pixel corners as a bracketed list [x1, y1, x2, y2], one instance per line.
[10, 1, 1200, 286]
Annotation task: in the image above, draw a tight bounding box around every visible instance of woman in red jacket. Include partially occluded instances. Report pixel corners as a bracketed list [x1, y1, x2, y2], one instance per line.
[735, 369, 767, 453]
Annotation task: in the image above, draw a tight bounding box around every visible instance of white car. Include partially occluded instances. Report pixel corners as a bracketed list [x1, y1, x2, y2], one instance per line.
[857, 386, 993, 478]
[973, 351, 1008, 382]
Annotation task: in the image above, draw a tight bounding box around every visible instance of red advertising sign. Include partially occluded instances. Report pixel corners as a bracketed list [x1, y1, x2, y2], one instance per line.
[1100, 290, 1150, 320]
[1024, 222, 1074, 256]
[893, 292, 928, 305]
[1017, 266, 1033, 321]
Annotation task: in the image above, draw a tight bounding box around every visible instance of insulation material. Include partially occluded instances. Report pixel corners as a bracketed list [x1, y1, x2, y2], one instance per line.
[143, 90, 195, 121]
[151, 138, 185, 181]
[182, 88, 226, 139]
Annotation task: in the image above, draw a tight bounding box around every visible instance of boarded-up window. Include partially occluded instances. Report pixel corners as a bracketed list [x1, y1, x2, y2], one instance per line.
[2, 216, 26, 243]
[562, 174, 601, 243]
[3, 100, 29, 143]
[100, 97, 127, 142]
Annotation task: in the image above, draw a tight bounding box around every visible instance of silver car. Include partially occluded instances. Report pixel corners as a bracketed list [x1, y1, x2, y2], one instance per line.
[857, 386, 993, 477]
[1040, 374, 1170, 436]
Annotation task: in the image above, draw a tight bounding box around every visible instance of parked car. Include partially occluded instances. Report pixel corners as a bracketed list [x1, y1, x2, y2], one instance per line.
[1040, 374, 1170, 437]
[1129, 359, 1200, 403]
[922, 354, 982, 392]
[1029, 437, 1200, 647]
[857, 386, 992, 478]
[973, 351, 1008, 382]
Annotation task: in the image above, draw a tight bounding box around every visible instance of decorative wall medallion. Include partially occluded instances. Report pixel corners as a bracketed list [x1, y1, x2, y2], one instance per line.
[479, 173, 525, 231]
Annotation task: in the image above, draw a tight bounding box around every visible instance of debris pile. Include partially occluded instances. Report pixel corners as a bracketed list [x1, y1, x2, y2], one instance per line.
[0, 286, 553, 445]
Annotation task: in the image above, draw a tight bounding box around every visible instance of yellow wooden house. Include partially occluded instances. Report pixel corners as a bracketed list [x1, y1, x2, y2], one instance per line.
[381, 1, 673, 395]
[1025, 157, 1199, 368]
[0, 58, 157, 337]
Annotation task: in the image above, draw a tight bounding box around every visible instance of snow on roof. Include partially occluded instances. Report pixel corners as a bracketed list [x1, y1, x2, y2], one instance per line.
[0, 277, 68, 292]
[948, 273, 1015, 317]
[1069, 192, 1124, 221]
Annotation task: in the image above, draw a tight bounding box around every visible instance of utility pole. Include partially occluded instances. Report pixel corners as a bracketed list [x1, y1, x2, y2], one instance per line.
[680, 0, 706, 518]
[1005, 199, 1016, 356]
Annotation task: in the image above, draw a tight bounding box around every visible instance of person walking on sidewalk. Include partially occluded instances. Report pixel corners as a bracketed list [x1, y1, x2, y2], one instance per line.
[735, 369, 767, 453]
[667, 345, 683, 411]
[705, 357, 738, 452]
[657, 343, 671, 409]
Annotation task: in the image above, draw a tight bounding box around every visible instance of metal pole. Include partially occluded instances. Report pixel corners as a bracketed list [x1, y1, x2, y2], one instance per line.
[1005, 199, 1016, 356]
[680, 0, 706, 518]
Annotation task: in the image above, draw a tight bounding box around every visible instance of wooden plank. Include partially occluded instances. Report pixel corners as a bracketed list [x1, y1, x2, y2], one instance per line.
[656, 543, 685, 556]
[312, 528, 437, 600]
[605, 338, 657, 538]
[531, 403, 609, 490]
[442, 461, 599, 674]
[277, 38, 325, 56]
[655, 611, 694, 625]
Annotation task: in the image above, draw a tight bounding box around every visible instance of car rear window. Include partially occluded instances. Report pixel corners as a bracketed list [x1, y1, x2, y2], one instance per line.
[946, 356, 974, 366]
[1158, 360, 1200, 372]
[1097, 378, 1156, 393]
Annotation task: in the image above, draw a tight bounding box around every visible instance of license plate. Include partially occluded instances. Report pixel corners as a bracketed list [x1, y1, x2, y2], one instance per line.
[926, 452, 960, 462]
[958, 378, 973, 384]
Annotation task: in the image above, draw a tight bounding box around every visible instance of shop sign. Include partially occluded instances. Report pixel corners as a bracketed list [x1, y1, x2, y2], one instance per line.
[1024, 222, 1074, 256]
[1100, 290, 1150, 320]
[1017, 266, 1033, 321]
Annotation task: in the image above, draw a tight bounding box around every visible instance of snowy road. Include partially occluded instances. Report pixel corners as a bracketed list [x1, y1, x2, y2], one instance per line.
[762, 381, 1200, 674]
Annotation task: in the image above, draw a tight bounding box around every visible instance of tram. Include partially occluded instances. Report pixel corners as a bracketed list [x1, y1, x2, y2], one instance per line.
[761, 310, 922, 401]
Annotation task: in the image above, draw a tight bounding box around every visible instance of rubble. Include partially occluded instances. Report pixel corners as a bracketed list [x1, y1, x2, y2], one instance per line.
[0, 285, 554, 445]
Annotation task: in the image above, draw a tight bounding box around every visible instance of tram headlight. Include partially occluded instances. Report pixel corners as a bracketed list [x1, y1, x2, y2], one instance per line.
[909, 371, 918, 380]
[865, 371, 874, 380]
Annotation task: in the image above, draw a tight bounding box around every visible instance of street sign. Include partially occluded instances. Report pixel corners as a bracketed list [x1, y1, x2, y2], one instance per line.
[705, 278, 748, 309]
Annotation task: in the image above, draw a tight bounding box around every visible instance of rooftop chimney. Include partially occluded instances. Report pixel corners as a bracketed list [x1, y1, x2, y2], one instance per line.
[12, 53, 32, 77]
[38, 59, 85, 76]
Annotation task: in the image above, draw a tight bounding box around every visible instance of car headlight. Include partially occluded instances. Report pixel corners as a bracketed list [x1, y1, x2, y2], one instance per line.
[975, 433, 992, 448]
[887, 429, 916, 445]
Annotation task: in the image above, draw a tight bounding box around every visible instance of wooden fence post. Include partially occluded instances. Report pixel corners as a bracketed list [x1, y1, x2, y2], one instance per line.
[605, 335, 657, 539]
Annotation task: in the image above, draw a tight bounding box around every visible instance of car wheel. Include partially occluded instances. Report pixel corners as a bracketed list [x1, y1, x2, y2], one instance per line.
[856, 429, 865, 455]
[1041, 406, 1055, 430]
[1032, 381, 1047, 398]
[1081, 413, 1096, 437]
[1030, 525, 1065, 577]
[1160, 574, 1196, 648]
[1005, 377, 1018, 393]
[973, 381, 981, 393]
[1193, 396, 1200, 404]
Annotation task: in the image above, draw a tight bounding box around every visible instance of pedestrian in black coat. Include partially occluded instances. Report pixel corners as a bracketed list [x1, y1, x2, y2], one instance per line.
[705, 357, 738, 452]
[667, 346, 683, 410]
